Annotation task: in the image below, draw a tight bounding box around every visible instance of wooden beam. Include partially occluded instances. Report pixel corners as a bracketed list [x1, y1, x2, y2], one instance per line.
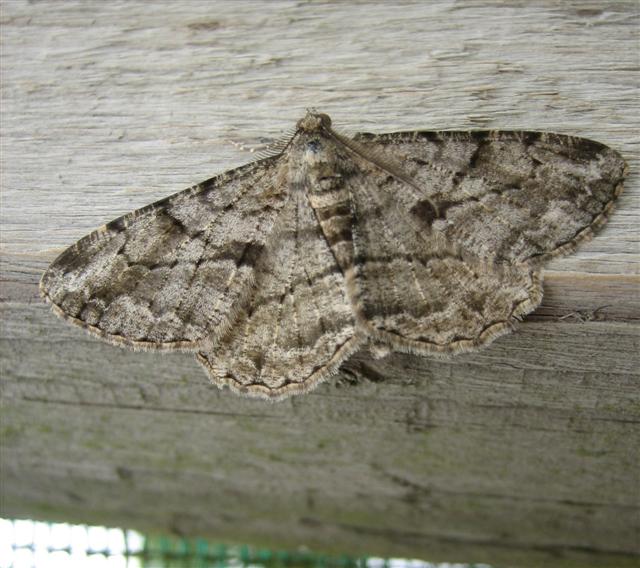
[1, 1, 638, 566]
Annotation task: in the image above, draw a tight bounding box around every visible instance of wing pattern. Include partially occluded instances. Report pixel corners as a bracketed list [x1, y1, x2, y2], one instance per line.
[41, 113, 626, 398]
[197, 189, 361, 399]
[347, 130, 625, 354]
[41, 158, 287, 349]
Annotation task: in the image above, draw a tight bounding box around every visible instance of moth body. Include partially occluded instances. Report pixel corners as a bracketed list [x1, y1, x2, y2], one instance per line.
[41, 111, 626, 400]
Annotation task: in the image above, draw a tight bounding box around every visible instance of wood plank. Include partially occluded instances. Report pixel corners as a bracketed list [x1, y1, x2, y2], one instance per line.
[1, 1, 638, 565]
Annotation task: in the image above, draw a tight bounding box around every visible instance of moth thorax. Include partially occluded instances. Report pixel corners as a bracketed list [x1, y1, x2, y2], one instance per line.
[296, 112, 332, 132]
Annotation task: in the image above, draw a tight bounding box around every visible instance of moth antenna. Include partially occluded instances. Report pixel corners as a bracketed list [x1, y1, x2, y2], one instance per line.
[329, 125, 440, 218]
[231, 127, 296, 159]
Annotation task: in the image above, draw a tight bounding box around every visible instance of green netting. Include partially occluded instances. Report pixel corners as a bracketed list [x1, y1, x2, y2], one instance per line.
[1, 518, 493, 568]
[142, 534, 368, 567]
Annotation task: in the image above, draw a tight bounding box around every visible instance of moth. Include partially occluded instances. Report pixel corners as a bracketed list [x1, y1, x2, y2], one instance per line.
[41, 111, 627, 400]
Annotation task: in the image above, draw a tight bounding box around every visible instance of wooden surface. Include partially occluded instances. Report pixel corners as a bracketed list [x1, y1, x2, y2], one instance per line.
[1, 1, 638, 566]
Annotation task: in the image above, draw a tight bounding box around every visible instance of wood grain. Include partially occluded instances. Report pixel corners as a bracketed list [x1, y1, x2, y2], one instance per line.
[1, 1, 638, 565]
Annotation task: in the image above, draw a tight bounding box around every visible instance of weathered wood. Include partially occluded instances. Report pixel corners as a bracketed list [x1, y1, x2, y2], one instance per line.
[1, 1, 638, 566]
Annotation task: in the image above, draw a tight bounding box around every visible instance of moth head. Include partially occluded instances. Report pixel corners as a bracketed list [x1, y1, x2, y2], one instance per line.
[297, 111, 332, 133]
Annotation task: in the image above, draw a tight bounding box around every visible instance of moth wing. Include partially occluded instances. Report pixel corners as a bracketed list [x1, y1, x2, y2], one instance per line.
[354, 130, 626, 264]
[197, 189, 362, 400]
[40, 157, 288, 350]
[344, 130, 625, 354]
